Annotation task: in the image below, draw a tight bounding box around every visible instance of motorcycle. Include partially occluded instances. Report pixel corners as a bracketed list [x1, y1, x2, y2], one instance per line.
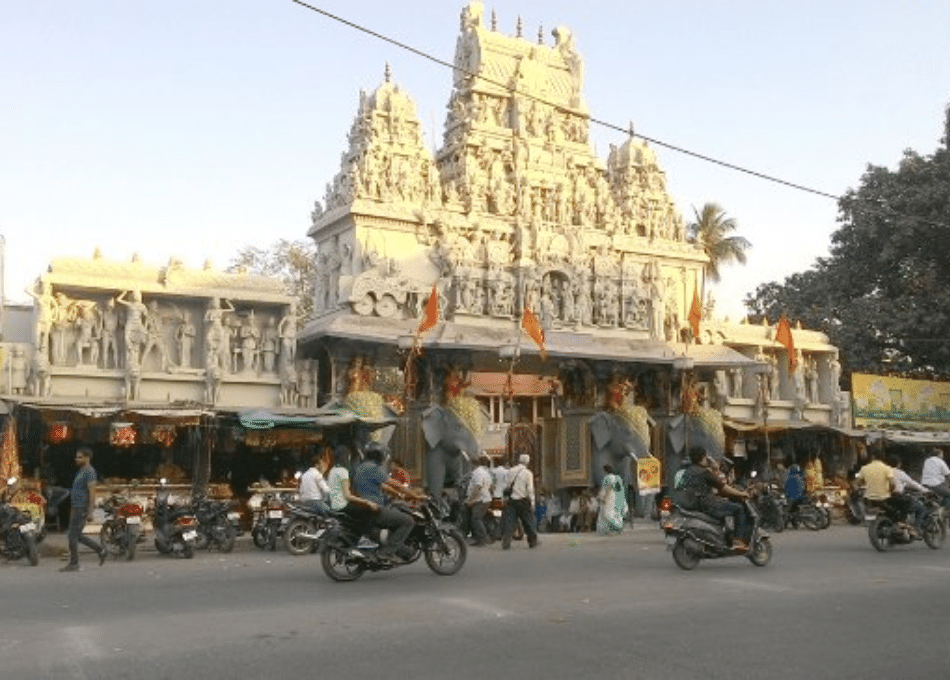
[151, 479, 198, 558]
[318, 496, 467, 582]
[815, 492, 833, 529]
[191, 494, 238, 553]
[100, 492, 145, 561]
[282, 500, 330, 555]
[751, 483, 786, 533]
[785, 495, 823, 530]
[0, 478, 39, 566]
[865, 491, 946, 552]
[251, 491, 292, 551]
[845, 487, 866, 525]
[664, 480, 772, 571]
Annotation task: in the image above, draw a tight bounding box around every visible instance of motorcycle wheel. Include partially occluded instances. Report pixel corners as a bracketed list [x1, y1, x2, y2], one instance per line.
[284, 518, 315, 556]
[672, 537, 700, 570]
[154, 537, 171, 554]
[922, 515, 946, 550]
[320, 545, 366, 582]
[868, 517, 892, 552]
[194, 527, 210, 551]
[799, 508, 821, 531]
[251, 524, 268, 549]
[25, 534, 39, 566]
[100, 522, 126, 558]
[213, 520, 236, 553]
[818, 507, 832, 530]
[846, 502, 864, 525]
[747, 537, 773, 567]
[126, 529, 138, 561]
[424, 528, 467, 576]
[771, 509, 786, 533]
[267, 523, 278, 551]
[183, 542, 195, 559]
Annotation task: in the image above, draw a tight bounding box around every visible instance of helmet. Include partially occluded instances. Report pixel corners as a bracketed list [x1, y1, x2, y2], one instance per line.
[363, 441, 389, 462]
[789, 464, 801, 474]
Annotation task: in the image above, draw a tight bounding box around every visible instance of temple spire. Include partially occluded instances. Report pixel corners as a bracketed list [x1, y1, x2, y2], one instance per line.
[384, 62, 391, 83]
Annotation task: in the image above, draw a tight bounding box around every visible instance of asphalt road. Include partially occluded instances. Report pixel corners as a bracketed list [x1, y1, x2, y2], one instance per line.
[2, 523, 948, 680]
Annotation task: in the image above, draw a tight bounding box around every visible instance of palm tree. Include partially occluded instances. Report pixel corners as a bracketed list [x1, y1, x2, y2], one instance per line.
[687, 203, 751, 283]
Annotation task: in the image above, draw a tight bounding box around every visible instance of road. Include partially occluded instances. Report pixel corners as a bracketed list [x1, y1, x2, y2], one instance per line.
[1, 523, 948, 680]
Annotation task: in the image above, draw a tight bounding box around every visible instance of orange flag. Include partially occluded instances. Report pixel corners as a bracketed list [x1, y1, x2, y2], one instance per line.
[416, 284, 439, 335]
[775, 315, 797, 371]
[521, 307, 547, 360]
[688, 285, 702, 342]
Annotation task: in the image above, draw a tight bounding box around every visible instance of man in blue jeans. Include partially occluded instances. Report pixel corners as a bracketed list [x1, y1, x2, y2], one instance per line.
[679, 446, 750, 550]
[61, 446, 106, 572]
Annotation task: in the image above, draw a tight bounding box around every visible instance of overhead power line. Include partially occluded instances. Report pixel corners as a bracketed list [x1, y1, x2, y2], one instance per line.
[290, 0, 950, 230]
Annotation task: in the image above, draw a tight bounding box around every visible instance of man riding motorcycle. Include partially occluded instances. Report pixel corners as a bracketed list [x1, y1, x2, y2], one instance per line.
[887, 454, 929, 536]
[353, 442, 425, 561]
[854, 449, 895, 515]
[677, 446, 751, 551]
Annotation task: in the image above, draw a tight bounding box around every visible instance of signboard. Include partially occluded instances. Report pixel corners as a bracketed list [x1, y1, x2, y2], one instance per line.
[851, 373, 950, 430]
[637, 456, 661, 493]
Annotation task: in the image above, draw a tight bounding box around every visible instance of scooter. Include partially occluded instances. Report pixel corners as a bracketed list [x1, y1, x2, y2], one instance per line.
[0, 477, 39, 566]
[151, 479, 198, 558]
[664, 478, 772, 570]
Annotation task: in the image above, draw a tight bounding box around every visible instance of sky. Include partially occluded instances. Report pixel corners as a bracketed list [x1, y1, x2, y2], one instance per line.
[2, 1, 949, 322]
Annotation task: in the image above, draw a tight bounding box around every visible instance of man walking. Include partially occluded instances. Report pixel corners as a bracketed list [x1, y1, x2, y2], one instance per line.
[464, 454, 493, 546]
[501, 454, 539, 550]
[61, 446, 106, 572]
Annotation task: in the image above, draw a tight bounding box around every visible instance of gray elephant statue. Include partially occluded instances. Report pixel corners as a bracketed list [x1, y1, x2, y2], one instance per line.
[589, 410, 651, 491]
[421, 405, 481, 498]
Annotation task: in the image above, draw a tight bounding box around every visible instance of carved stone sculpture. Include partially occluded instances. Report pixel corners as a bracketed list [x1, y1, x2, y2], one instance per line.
[117, 289, 148, 370]
[100, 298, 119, 369]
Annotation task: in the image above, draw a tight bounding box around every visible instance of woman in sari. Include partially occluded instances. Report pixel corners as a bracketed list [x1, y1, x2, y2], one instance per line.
[596, 464, 627, 534]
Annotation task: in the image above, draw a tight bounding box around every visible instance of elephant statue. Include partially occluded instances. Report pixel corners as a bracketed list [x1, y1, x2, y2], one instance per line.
[589, 409, 651, 491]
[665, 410, 726, 487]
[421, 404, 483, 498]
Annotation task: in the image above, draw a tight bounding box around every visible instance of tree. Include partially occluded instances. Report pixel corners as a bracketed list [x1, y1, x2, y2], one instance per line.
[228, 239, 316, 325]
[687, 203, 751, 283]
[745, 102, 950, 382]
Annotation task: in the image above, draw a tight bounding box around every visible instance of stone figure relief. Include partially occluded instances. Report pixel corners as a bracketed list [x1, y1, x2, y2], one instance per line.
[117, 289, 148, 370]
[805, 357, 819, 404]
[30, 351, 51, 398]
[174, 310, 196, 369]
[261, 316, 279, 373]
[204, 297, 235, 375]
[792, 350, 807, 403]
[142, 300, 171, 372]
[278, 302, 298, 367]
[297, 359, 315, 408]
[205, 350, 222, 404]
[730, 367, 745, 399]
[74, 305, 100, 366]
[100, 298, 119, 369]
[239, 310, 260, 374]
[769, 354, 781, 401]
[25, 279, 56, 360]
[279, 359, 298, 407]
[828, 355, 841, 399]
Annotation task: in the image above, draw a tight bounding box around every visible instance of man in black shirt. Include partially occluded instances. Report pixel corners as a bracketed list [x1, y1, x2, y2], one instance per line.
[679, 446, 750, 550]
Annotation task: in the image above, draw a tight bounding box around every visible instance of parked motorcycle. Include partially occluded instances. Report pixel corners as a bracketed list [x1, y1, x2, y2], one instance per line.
[664, 479, 772, 570]
[191, 494, 238, 553]
[251, 491, 292, 551]
[0, 478, 39, 566]
[865, 492, 946, 552]
[282, 500, 330, 555]
[319, 496, 467, 581]
[151, 479, 198, 558]
[100, 492, 145, 561]
[815, 492, 833, 529]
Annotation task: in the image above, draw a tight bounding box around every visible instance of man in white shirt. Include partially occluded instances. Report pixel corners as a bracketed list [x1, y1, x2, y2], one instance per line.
[921, 448, 950, 508]
[501, 454, 539, 549]
[298, 451, 330, 513]
[888, 454, 928, 534]
[464, 455, 494, 546]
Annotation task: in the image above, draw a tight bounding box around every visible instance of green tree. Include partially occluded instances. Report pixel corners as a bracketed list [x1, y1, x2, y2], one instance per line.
[228, 238, 316, 325]
[745, 103, 950, 381]
[687, 202, 751, 282]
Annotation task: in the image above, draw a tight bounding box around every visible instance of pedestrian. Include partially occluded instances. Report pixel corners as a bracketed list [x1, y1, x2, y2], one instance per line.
[501, 454, 538, 549]
[596, 464, 627, 535]
[463, 454, 493, 546]
[61, 446, 106, 572]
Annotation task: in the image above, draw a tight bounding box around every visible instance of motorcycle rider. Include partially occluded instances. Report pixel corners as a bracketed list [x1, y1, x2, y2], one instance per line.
[297, 447, 330, 514]
[785, 464, 807, 517]
[353, 442, 425, 561]
[920, 448, 950, 509]
[887, 454, 928, 536]
[853, 449, 894, 512]
[326, 444, 380, 539]
[679, 446, 750, 551]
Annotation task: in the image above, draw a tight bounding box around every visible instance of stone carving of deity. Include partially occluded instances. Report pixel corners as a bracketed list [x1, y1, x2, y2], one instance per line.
[99, 298, 119, 369]
[279, 359, 298, 406]
[25, 279, 56, 361]
[117, 289, 149, 370]
[29, 351, 51, 398]
[561, 279, 575, 324]
[769, 355, 781, 400]
[347, 356, 374, 394]
[829, 355, 841, 400]
[646, 263, 665, 341]
[730, 367, 744, 399]
[240, 311, 260, 374]
[792, 351, 806, 403]
[712, 369, 728, 409]
[278, 303, 297, 367]
[174, 311, 196, 369]
[297, 359, 315, 408]
[74, 305, 100, 366]
[142, 300, 171, 372]
[204, 347, 222, 404]
[261, 316, 279, 373]
[9, 346, 28, 394]
[805, 357, 819, 404]
[575, 279, 592, 327]
[204, 297, 235, 375]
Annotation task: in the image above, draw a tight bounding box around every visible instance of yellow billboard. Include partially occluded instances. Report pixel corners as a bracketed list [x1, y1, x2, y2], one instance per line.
[637, 456, 662, 493]
[851, 373, 950, 430]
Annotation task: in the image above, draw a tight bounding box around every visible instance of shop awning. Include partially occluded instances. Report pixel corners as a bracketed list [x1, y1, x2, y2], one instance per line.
[864, 429, 950, 445]
[687, 345, 762, 369]
[723, 417, 827, 433]
[238, 407, 397, 431]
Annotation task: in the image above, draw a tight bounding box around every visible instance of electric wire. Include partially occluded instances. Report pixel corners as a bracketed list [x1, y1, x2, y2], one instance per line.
[290, 0, 950, 230]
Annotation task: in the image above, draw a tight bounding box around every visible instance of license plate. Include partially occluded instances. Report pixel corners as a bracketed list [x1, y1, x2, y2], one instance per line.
[665, 534, 676, 546]
[126, 516, 141, 525]
[182, 530, 198, 541]
[227, 512, 241, 521]
[19, 522, 36, 533]
[267, 510, 283, 519]
[864, 514, 876, 522]
[491, 510, 502, 518]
